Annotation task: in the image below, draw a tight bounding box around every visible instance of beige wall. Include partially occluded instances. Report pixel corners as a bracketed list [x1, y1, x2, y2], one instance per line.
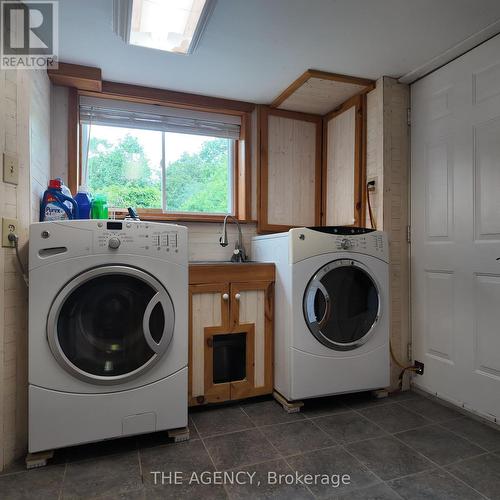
[0, 69, 51, 471]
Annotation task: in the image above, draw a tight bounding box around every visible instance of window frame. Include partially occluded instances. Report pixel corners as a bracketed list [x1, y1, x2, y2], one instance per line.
[69, 85, 254, 223]
[81, 124, 236, 218]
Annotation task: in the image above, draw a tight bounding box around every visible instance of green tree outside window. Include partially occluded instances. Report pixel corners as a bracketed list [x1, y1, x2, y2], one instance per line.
[87, 132, 230, 213]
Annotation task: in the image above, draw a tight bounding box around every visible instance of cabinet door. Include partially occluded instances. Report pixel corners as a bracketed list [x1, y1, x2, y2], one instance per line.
[322, 96, 364, 226]
[229, 281, 273, 399]
[189, 283, 230, 405]
[259, 107, 322, 232]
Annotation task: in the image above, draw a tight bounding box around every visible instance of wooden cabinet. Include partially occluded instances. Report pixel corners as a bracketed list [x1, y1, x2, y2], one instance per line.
[188, 263, 274, 406]
[257, 92, 367, 233]
[258, 107, 322, 232]
[322, 95, 364, 227]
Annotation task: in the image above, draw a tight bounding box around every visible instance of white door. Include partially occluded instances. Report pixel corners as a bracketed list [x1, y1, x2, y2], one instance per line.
[411, 34, 500, 421]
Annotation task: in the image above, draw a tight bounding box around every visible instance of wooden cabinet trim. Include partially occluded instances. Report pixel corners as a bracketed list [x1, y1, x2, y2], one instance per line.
[230, 281, 274, 396]
[189, 263, 275, 285]
[203, 325, 234, 404]
[188, 283, 230, 405]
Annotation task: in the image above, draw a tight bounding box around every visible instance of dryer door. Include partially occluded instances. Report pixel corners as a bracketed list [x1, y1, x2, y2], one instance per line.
[303, 259, 380, 351]
[47, 265, 175, 384]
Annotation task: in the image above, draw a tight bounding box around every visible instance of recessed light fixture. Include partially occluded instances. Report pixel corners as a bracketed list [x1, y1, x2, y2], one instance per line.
[113, 0, 217, 55]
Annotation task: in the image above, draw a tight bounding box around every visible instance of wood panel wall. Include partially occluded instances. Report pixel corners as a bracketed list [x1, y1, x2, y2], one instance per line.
[267, 115, 316, 226]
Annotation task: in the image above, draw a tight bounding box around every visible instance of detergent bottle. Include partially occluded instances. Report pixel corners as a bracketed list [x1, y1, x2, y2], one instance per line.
[40, 179, 79, 221]
[91, 194, 109, 219]
[74, 185, 92, 219]
[56, 178, 75, 216]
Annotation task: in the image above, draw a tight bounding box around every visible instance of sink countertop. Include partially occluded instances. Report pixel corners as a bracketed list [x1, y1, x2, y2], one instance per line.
[189, 260, 269, 265]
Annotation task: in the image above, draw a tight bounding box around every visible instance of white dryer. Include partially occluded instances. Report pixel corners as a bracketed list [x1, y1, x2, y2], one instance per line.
[252, 227, 389, 401]
[29, 220, 188, 453]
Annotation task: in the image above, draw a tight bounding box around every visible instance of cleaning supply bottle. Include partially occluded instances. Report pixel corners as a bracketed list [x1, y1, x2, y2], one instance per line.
[74, 185, 92, 219]
[56, 177, 76, 217]
[40, 179, 79, 221]
[91, 194, 109, 219]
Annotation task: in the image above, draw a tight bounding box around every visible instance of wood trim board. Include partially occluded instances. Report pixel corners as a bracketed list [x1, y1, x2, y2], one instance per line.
[230, 280, 274, 396]
[98, 81, 255, 116]
[67, 88, 79, 195]
[189, 263, 275, 285]
[49, 62, 254, 115]
[48, 62, 102, 92]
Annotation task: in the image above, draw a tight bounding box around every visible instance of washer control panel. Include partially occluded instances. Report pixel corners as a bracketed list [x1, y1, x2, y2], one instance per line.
[93, 220, 185, 258]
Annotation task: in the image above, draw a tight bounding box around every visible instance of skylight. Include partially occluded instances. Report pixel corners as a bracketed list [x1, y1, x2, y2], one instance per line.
[113, 0, 216, 55]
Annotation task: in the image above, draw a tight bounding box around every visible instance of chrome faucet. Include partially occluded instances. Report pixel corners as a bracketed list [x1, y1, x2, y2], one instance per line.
[219, 215, 247, 262]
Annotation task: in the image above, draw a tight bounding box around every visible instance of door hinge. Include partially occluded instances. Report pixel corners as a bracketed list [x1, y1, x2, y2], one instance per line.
[407, 342, 412, 361]
[407, 107, 411, 126]
[406, 225, 411, 244]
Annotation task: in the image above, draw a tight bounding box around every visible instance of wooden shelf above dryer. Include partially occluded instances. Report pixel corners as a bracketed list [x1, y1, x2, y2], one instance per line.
[271, 69, 374, 115]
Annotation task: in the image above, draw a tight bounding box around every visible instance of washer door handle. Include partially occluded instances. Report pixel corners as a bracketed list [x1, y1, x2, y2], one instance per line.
[315, 282, 331, 329]
[143, 292, 164, 353]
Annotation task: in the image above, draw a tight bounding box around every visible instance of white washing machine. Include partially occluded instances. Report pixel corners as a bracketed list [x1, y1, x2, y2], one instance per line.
[29, 220, 188, 453]
[252, 226, 389, 401]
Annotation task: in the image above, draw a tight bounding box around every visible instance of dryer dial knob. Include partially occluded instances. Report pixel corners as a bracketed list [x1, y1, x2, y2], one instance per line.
[340, 238, 351, 250]
[108, 237, 121, 249]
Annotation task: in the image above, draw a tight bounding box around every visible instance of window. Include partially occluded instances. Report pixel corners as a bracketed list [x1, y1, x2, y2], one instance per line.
[79, 96, 241, 218]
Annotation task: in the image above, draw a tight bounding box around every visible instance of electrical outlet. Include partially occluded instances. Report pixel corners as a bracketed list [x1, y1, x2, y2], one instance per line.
[3, 153, 19, 185]
[2, 218, 18, 248]
[414, 360, 425, 375]
[367, 176, 377, 192]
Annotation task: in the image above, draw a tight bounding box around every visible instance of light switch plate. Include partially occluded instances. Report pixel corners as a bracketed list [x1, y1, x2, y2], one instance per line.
[3, 153, 19, 185]
[2, 218, 18, 248]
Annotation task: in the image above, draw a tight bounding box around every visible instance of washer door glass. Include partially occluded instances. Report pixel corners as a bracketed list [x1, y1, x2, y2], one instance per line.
[48, 266, 174, 384]
[303, 260, 380, 350]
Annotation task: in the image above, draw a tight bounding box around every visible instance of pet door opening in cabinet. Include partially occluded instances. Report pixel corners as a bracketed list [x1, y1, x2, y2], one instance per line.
[212, 332, 246, 383]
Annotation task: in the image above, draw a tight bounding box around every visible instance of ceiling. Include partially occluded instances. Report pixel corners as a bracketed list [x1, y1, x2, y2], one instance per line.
[58, 0, 500, 103]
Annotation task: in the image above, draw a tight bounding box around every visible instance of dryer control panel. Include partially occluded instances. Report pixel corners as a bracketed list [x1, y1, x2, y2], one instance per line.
[333, 233, 385, 253]
[289, 227, 388, 264]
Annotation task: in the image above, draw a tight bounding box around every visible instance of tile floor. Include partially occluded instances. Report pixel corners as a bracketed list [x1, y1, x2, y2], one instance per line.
[1, 390, 500, 499]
